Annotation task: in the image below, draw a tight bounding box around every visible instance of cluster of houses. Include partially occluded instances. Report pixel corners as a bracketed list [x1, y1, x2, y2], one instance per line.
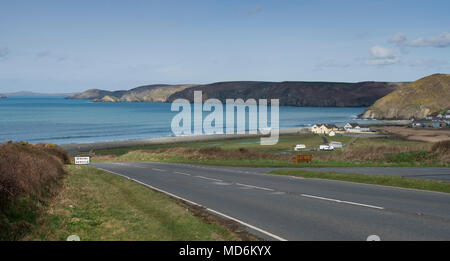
[410, 110, 450, 129]
[310, 122, 371, 136]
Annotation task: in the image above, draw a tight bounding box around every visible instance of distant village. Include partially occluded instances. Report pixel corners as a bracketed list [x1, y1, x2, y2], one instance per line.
[299, 113, 450, 152]
[410, 110, 450, 129]
[309, 122, 373, 136]
[292, 122, 375, 152]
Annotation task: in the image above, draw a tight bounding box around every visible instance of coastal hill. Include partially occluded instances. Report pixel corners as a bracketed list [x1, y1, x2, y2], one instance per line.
[68, 84, 196, 102]
[361, 74, 450, 120]
[67, 89, 127, 100]
[0, 94, 6, 98]
[167, 81, 402, 107]
[69, 81, 401, 107]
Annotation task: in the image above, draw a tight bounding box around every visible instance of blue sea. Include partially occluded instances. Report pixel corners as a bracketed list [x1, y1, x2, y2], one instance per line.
[0, 97, 375, 144]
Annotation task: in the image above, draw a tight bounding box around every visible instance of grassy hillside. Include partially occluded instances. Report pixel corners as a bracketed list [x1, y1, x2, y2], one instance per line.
[361, 74, 450, 119]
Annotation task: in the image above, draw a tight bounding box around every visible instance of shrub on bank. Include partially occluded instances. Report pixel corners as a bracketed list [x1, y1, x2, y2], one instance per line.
[0, 142, 70, 240]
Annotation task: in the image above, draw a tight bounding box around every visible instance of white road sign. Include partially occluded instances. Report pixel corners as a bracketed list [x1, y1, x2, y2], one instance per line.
[75, 157, 90, 165]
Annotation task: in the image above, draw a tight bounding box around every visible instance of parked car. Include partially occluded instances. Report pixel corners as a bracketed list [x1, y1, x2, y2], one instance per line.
[294, 144, 306, 151]
[329, 141, 343, 148]
[319, 145, 334, 151]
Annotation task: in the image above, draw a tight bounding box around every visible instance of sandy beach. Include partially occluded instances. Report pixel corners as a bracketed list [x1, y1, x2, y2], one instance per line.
[61, 127, 308, 153]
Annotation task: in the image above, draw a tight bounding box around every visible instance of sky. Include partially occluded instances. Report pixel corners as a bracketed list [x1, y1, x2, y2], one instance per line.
[0, 0, 449, 93]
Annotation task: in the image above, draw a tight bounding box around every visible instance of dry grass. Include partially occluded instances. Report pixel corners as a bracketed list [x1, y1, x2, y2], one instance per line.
[92, 133, 449, 167]
[129, 147, 293, 162]
[0, 142, 69, 240]
[315, 141, 428, 162]
[381, 126, 450, 143]
[430, 140, 450, 163]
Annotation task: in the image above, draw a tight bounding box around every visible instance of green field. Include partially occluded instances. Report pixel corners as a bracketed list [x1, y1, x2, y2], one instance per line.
[93, 133, 352, 155]
[24, 166, 248, 241]
[90, 133, 448, 168]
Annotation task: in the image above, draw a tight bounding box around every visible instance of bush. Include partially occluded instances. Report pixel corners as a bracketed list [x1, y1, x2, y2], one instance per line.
[0, 142, 69, 240]
[431, 140, 450, 154]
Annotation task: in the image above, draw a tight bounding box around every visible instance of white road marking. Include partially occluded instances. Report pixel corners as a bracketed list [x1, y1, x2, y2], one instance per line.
[236, 183, 275, 192]
[94, 167, 287, 241]
[173, 171, 191, 176]
[152, 168, 166, 172]
[301, 194, 384, 210]
[213, 182, 232, 186]
[195, 176, 223, 182]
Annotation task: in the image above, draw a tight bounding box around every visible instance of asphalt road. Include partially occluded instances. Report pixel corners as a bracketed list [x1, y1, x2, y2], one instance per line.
[93, 162, 450, 241]
[302, 167, 450, 181]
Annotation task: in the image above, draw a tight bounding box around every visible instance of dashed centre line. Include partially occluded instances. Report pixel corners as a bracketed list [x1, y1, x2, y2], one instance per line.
[195, 176, 223, 182]
[301, 194, 384, 210]
[236, 183, 275, 192]
[173, 171, 191, 176]
[140, 164, 385, 210]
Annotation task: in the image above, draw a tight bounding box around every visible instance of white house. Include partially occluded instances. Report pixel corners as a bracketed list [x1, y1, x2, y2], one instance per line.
[344, 122, 360, 130]
[311, 124, 338, 134]
[344, 122, 371, 132]
[346, 127, 371, 132]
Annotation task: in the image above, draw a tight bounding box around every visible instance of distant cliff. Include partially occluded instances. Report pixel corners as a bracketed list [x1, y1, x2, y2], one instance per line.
[361, 74, 450, 120]
[0, 94, 6, 98]
[69, 81, 401, 107]
[167, 81, 401, 107]
[68, 84, 195, 102]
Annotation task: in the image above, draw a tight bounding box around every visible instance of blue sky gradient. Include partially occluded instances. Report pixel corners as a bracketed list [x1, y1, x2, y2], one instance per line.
[0, 0, 449, 92]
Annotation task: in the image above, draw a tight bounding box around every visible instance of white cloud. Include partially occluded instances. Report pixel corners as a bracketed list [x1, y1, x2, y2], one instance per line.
[407, 32, 450, 47]
[388, 32, 450, 48]
[365, 46, 399, 65]
[389, 33, 407, 44]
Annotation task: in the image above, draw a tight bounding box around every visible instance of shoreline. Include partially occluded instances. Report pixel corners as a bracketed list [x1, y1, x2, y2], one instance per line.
[61, 127, 307, 153]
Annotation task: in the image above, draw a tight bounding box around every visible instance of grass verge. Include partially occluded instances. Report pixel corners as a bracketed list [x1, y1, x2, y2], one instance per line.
[269, 169, 450, 194]
[93, 150, 447, 168]
[25, 165, 250, 241]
